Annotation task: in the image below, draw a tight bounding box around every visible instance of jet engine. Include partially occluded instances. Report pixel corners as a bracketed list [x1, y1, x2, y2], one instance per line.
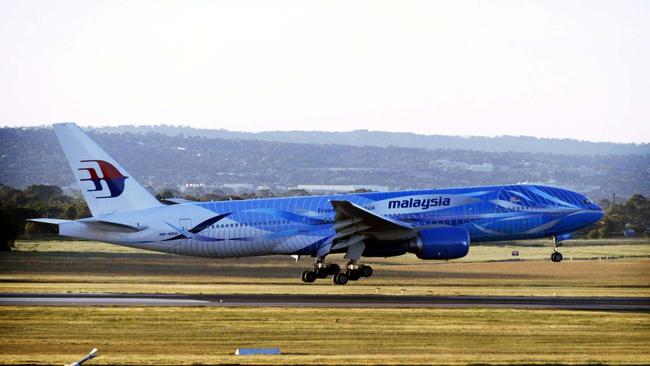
[410, 226, 470, 260]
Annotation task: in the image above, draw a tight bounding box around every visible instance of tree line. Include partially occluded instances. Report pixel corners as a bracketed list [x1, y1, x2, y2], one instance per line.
[3, 127, 649, 199]
[584, 194, 650, 239]
[1, 184, 648, 251]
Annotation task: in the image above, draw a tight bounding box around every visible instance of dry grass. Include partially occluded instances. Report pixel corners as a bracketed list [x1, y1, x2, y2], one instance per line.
[12, 238, 650, 258]
[2, 240, 650, 365]
[1, 306, 649, 365]
[1, 239, 649, 297]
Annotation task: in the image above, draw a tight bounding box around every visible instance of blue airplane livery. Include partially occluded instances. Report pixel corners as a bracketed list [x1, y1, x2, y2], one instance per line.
[31, 123, 604, 285]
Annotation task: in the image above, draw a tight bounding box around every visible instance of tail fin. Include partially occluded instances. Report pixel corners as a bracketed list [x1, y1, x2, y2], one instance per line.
[53, 123, 162, 216]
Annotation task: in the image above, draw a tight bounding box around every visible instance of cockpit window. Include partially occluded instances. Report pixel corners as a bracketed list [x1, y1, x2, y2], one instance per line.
[584, 198, 591, 205]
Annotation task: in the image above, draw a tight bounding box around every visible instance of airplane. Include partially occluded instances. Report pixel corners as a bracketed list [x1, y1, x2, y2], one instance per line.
[31, 123, 605, 285]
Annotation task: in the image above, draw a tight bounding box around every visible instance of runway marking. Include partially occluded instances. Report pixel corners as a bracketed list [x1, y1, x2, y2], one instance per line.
[0, 297, 210, 306]
[1, 293, 649, 310]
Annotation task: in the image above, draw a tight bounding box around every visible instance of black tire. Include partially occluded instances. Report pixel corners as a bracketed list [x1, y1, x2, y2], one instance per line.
[303, 270, 316, 283]
[347, 269, 360, 281]
[327, 263, 341, 275]
[360, 265, 373, 277]
[551, 252, 563, 262]
[333, 272, 349, 285]
[315, 268, 328, 279]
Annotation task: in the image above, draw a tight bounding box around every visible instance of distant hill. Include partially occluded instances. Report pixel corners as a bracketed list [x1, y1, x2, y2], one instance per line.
[1, 127, 648, 200]
[95, 125, 650, 156]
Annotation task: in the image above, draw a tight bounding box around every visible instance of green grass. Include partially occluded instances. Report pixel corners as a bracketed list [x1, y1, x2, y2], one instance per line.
[1, 306, 649, 365]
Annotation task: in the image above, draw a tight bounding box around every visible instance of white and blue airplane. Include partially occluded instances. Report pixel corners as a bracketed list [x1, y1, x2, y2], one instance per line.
[31, 123, 604, 285]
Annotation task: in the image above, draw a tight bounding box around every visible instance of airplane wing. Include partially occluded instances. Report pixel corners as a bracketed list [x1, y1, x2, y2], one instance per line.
[328, 200, 415, 253]
[330, 200, 412, 231]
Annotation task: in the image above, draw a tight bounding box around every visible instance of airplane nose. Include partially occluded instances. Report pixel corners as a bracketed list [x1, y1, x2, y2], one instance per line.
[587, 205, 605, 225]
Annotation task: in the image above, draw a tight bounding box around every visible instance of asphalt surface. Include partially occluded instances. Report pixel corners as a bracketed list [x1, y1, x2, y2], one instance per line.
[1, 293, 648, 310]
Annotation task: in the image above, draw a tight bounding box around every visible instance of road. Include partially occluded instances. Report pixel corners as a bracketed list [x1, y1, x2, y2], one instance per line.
[1, 293, 648, 310]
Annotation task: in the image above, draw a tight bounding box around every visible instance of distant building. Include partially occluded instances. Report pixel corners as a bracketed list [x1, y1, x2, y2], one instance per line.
[179, 183, 206, 192]
[295, 184, 390, 193]
[466, 163, 494, 172]
[222, 183, 255, 192]
[434, 160, 494, 172]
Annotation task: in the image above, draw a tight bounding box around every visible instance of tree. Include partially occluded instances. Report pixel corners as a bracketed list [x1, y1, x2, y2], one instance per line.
[623, 194, 650, 236]
[0, 206, 20, 251]
[585, 194, 650, 238]
[285, 189, 310, 196]
[24, 185, 63, 203]
[24, 221, 55, 236]
[155, 188, 178, 201]
[63, 206, 78, 220]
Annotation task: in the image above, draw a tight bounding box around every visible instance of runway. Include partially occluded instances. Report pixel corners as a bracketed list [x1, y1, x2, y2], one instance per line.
[1, 293, 648, 310]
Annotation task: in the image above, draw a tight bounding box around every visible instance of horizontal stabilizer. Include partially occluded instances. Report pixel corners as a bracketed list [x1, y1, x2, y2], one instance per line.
[27, 218, 70, 225]
[77, 218, 148, 233]
[162, 197, 197, 205]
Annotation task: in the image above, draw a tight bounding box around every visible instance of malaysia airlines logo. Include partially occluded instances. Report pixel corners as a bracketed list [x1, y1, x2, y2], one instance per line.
[388, 196, 451, 210]
[78, 160, 128, 198]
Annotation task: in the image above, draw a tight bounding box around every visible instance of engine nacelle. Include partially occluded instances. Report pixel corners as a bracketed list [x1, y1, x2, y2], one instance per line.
[411, 226, 470, 260]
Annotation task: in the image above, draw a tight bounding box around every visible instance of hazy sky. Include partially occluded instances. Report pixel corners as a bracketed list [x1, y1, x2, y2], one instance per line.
[1, 1, 649, 143]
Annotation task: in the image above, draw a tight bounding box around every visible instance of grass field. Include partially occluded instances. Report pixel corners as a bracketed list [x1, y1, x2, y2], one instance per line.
[1, 239, 649, 365]
[2, 239, 649, 297]
[1, 306, 649, 365]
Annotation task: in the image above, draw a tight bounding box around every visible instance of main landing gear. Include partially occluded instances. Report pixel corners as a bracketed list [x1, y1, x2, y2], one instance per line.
[332, 261, 373, 285]
[301, 259, 339, 283]
[550, 235, 564, 263]
[301, 258, 373, 285]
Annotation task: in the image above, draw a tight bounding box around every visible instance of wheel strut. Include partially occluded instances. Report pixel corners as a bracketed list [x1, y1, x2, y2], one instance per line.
[551, 236, 564, 263]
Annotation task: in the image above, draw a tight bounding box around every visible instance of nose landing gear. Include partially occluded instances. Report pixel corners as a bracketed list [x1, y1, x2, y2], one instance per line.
[551, 250, 563, 262]
[550, 235, 564, 262]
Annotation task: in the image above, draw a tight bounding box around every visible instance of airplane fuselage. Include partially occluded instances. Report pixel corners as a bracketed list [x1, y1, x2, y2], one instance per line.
[59, 183, 603, 259]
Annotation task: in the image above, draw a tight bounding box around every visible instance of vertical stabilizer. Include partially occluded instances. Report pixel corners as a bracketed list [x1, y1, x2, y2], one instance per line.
[53, 123, 162, 216]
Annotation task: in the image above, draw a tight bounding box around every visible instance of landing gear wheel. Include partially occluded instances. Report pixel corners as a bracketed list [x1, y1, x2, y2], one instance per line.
[333, 272, 349, 285]
[347, 269, 361, 281]
[315, 267, 329, 279]
[551, 252, 563, 263]
[360, 265, 373, 278]
[302, 270, 316, 283]
[326, 263, 341, 275]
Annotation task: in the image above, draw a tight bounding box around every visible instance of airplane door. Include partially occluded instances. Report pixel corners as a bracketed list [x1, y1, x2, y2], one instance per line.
[179, 218, 192, 231]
